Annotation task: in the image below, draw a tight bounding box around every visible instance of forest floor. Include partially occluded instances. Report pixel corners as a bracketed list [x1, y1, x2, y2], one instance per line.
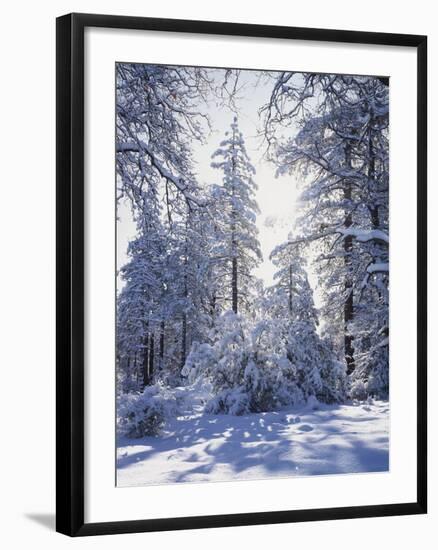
[116, 391, 389, 487]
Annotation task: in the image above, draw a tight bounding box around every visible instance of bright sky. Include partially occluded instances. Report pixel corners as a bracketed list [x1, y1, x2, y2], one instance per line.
[117, 69, 300, 288]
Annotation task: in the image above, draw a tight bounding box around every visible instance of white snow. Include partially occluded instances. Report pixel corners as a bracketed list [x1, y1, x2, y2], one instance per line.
[340, 228, 389, 245]
[367, 262, 389, 274]
[117, 395, 389, 487]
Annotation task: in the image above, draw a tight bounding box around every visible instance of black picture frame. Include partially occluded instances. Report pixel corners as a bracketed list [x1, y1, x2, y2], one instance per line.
[56, 12, 427, 537]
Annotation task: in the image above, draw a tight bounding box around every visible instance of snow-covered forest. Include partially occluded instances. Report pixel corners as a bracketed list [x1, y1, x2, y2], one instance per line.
[115, 64, 389, 485]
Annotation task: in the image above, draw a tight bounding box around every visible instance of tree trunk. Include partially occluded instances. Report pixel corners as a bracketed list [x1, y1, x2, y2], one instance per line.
[370, 206, 379, 230]
[368, 130, 379, 231]
[368, 127, 388, 341]
[344, 144, 355, 375]
[142, 327, 150, 388]
[181, 315, 187, 369]
[149, 333, 154, 382]
[232, 256, 238, 313]
[124, 355, 130, 386]
[289, 264, 293, 316]
[159, 320, 165, 367]
[133, 354, 139, 386]
[210, 294, 216, 317]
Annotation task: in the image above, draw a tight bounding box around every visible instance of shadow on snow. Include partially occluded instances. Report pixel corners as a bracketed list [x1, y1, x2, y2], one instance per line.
[117, 402, 389, 483]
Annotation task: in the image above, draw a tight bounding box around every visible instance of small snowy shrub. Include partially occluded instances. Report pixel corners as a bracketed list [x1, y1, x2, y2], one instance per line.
[349, 343, 389, 399]
[285, 321, 346, 404]
[184, 312, 256, 414]
[185, 313, 304, 414]
[184, 311, 250, 401]
[366, 367, 389, 398]
[117, 384, 178, 438]
[205, 387, 251, 415]
[349, 379, 368, 401]
[184, 312, 347, 415]
[305, 394, 320, 410]
[246, 319, 304, 411]
[182, 341, 219, 384]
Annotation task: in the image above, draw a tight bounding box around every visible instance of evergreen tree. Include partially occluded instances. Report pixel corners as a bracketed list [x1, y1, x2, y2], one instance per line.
[264, 73, 389, 396]
[117, 219, 167, 388]
[268, 239, 318, 325]
[267, 240, 346, 403]
[210, 118, 262, 313]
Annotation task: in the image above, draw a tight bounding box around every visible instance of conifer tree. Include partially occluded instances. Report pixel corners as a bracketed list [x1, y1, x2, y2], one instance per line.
[210, 118, 262, 313]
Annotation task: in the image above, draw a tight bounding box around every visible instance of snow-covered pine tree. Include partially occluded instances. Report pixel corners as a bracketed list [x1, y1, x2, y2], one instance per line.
[166, 206, 214, 374]
[210, 118, 262, 314]
[262, 73, 389, 397]
[267, 239, 346, 403]
[347, 78, 389, 398]
[116, 63, 211, 387]
[117, 218, 168, 389]
[268, 239, 318, 324]
[188, 188, 227, 329]
[274, 102, 365, 375]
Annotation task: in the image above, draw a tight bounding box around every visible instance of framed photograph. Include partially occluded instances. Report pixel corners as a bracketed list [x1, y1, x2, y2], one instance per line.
[56, 13, 427, 536]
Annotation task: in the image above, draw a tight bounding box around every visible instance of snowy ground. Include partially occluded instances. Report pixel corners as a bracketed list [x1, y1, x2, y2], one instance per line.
[117, 397, 389, 487]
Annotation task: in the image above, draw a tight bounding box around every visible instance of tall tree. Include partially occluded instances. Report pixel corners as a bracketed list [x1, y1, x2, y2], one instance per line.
[263, 73, 389, 394]
[268, 239, 317, 325]
[117, 219, 167, 388]
[266, 239, 346, 403]
[211, 118, 262, 313]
